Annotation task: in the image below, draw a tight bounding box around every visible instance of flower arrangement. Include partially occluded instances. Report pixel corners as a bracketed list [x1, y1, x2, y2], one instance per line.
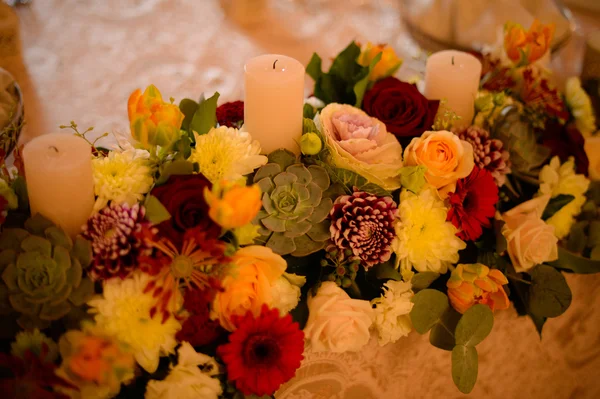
[0, 20, 598, 398]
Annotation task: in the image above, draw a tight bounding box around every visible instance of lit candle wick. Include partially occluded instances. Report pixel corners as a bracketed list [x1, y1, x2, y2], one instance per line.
[49, 146, 59, 153]
[452, 56, 455, 66]
[273, 59, 278, 69]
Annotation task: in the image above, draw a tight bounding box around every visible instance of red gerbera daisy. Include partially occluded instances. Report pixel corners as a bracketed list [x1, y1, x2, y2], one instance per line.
[447, 166, 499, 241]
[217, 305, 305, 397]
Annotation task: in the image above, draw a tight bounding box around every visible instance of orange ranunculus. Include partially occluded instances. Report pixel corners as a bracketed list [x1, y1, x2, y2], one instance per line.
[403, 130, 474, 198]
[127, 84, 184, 148]
[504, 20, 555, 65]
[204, 182, 262, 229]
[358, 42, 403, 81]
[447, 263, 509, 314]
[211, 245, 286, 331]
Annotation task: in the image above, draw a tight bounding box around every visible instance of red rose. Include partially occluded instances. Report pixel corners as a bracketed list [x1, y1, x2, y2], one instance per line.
[362, 77, 439, 138]
[151, 174, 221, 245]
[216, 101, 244, 128]
[542, 120, 590, 175]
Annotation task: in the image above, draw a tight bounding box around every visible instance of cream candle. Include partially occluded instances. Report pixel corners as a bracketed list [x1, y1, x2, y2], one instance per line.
[23, 134, 95, 237]
[424, 50, 482, 129]
[244, 54, 305, 155]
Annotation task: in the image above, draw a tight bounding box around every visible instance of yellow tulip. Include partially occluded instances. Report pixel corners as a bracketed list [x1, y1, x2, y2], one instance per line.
[127, 84, 184, 148]
[504, 20, 555, 65]
[358, 42, 403, 81]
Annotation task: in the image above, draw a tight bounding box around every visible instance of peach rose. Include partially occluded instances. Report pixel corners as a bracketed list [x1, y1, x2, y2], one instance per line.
[211, 246, 286, 331]
[403, 130, 474, 198]
[501, 195, 559, 273]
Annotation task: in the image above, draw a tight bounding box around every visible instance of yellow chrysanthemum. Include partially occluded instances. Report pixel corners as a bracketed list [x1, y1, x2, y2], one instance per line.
[565, 77, 596, 137]
[188, 126, 267, 184]
[538, 156, 590, 239]
[92, 149, 154, 211]
[87, 272, 182, 373]
[392, 188, 466, 274]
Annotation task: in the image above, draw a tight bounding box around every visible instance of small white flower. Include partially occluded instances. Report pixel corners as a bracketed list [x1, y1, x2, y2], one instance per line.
[188, 126, 267, 184]
[269, 273, 305, 316]
[371, 280, 414, 346]
[145, 342, 222, 399]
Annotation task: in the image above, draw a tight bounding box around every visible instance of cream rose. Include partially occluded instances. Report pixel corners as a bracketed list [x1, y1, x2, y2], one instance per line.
[315, 103, 404, 190]
[211, 246, 286, 331]
[403, 130, 474, 198]
[304, 282, 374, 353]
[585, 136, 600, 181]
[501, 195, 559, 273]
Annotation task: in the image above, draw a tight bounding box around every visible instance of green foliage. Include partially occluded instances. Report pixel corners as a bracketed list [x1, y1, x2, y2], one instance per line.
[156, 159, 197, 186]
[410, 289, 449, 334]
[190, 92, 220, 137]
[253, 149, 333, 257]
[452, 345, 478, 394]
[314, 160, 390, 197]
[542, 194, 575, 220]
[353, 52, 381, 107]
[179, 98, 198, 132]
[0, 214, 94, 329]
[410, 272, 440, 291]
[528, 265, 572, 317]
[144, 195, 172, 224]
[455, 304, 494, 347]
[306, 42, 372, 106]
[373, 261, 402, 281]
[303, 103, 317, 119]
[399, 165, 427, 194]
[429, 307, 461, 351]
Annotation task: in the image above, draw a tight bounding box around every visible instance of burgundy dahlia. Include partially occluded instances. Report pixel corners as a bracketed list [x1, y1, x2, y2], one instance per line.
[82, 203, 152, 281]
[329, 191, 397, 268]
[454, 125, 511, 186]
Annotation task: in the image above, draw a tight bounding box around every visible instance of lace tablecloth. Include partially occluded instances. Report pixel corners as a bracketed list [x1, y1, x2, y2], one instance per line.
[8, 0, 600, 397]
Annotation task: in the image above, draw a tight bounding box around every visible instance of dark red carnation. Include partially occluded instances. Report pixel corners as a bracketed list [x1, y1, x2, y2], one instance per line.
[447, 166, 499, 241]
[216, 101, 244, 128]
[150, 173, 221, 246]
[479, 55, 516, 92]
[520, 68, 569, 121]
[362, 77, 439, 138]
[542, 120, 590, 175]
[217, 305, 304, 397]
[177, 287, 225, 347]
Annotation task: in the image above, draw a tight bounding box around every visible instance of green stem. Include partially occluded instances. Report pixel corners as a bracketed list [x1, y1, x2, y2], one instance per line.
[507, 274, 532, 285]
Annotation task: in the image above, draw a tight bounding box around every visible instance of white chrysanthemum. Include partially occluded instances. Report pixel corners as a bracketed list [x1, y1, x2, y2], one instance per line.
[145, 342, 222, 399]
[371, 280, 414, 346]
[392, 188, 466, 274]
[87, 272, 181, 373]
[92, 148, 154, 211]
[189, 126, 267, 184]
[538, 156, 590, 239]
[566, 77, 596, 137]
[269, 273, 305, 316]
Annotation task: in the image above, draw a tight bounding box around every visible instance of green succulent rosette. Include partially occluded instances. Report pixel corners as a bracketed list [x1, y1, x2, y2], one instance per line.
[253, 149, 333, 257]
[0, 214, 94, 329]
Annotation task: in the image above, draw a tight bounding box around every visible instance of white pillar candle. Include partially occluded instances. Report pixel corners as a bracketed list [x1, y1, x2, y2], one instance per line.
[244, 54, 305, 155]
[23, 134, 95, 237]
[424, 50, 482, 129]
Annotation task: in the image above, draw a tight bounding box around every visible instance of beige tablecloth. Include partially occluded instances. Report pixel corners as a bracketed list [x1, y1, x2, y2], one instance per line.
[7, 0, 600, 397]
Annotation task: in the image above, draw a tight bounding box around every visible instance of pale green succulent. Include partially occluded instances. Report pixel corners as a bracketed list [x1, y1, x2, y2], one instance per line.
[253, 149, 333, 256]
[0, 214, 94, 329]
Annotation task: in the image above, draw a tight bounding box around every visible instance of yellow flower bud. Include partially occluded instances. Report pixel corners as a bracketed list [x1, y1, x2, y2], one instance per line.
[204, 182, 262, 229]
[300, 132, 322, 155]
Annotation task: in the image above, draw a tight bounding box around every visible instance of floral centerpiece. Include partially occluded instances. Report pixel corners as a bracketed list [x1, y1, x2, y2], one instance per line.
[0, 19, 598, 398]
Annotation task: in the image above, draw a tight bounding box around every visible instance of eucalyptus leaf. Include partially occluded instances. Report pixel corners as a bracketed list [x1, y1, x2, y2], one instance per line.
[455, 304, 494, 347]
[156, 160, 197, 185]
[179, 98, 198, 132]
[589, 221, 600, 248]
[452, 345, 478, 394]
[190, 92, 219, 136]
[374, 261, 402, 281]
[429, 307, 461, 351]
[566, 221, 588, 253]
[144, 195, 171, 225]
[353, 52, 381, 107]
[549, 246, 600, 274]
[411, 272, 440, 291]
[542, 194, 575, 220]
[529, 265, 572, 318]
[410, 289, 449, 334]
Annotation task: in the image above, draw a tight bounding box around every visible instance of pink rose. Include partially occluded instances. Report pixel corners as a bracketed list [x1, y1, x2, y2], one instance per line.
[501, 195, 559, 273]
[315, 103, 404, 190]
